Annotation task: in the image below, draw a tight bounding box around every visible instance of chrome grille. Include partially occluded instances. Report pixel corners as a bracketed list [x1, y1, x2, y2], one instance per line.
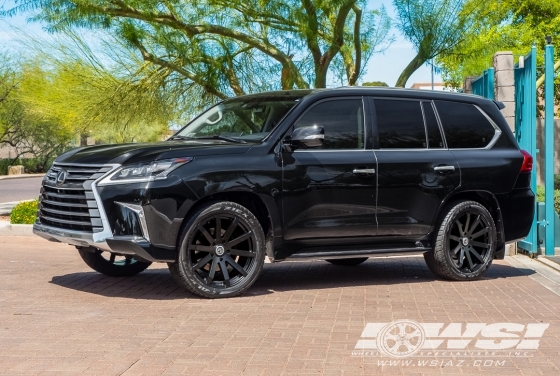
[38, 163, 111, 233]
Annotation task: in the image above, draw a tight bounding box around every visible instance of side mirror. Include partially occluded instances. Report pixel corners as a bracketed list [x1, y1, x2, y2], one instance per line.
[284, 125, 324, 151]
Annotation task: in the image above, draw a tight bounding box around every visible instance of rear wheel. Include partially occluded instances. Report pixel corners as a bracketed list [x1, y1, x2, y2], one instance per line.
[168, 201, 265, 298]
[326, 257, 368, 266]
[424, 201, 496, 280]
[78, 248, 152, 277]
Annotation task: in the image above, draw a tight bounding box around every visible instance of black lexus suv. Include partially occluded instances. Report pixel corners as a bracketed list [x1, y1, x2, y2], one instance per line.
[34, 87, 534, 298]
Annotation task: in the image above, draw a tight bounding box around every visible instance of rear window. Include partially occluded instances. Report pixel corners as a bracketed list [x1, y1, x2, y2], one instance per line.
[434, 101, 496, 148]
[374, 99, 426, 149]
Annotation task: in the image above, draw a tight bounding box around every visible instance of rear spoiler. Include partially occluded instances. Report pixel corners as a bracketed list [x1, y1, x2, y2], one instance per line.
[493, 100, 506, 110]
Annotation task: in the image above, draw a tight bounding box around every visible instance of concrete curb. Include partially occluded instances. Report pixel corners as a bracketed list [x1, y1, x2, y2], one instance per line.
[0, 221, 34, 236]
[537, 255, 560, 273]
[0, 174, 44, 180]
[0, 200, 34, 216]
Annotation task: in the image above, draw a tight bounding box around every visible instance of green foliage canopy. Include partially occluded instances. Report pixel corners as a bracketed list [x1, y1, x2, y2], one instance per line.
[392, 0, 481, 87]
[5, 0, 392, 96]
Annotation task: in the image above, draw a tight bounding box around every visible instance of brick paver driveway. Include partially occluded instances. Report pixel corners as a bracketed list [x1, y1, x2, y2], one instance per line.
[1, 235, 560, 376]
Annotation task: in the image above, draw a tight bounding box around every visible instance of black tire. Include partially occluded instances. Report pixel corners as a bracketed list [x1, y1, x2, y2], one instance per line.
[326, 257, 368, 266]
[168, 201, 266, 299]
[424, 200, 496, 281]
[78, 248, 152, 277]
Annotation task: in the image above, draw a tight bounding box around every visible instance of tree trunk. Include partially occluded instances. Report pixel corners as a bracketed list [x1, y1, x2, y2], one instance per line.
[314, 64, 328, 88]
[395, 52, 426, 88]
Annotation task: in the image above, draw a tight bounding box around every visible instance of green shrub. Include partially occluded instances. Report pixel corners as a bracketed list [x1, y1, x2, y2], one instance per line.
[0, 157, 57, 175]
[535, 186, 560, 213]
[10, 200, 39, 224]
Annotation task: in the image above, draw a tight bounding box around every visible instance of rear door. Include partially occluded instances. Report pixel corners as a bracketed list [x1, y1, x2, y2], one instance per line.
[372, 98, 461, 238]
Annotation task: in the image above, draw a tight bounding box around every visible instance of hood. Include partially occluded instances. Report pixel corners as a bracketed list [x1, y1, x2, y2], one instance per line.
[55, 140, 253, 165]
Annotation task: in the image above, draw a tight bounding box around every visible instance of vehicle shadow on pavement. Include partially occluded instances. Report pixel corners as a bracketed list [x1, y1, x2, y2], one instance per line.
[49, 258, 535, 300]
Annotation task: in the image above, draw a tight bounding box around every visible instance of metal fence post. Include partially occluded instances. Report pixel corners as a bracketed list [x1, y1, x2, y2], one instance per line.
[544, 43, 555, 256]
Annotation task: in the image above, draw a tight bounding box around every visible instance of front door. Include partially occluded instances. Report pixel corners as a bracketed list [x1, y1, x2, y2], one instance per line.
[372, 99, 461, 238]
[281, 97, 378, 241]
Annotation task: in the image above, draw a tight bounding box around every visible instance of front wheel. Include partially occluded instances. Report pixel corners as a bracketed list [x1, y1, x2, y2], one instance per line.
[168, 201, 266, 298]
[424, 200, 496, 281]
[78, 248, 152, 277]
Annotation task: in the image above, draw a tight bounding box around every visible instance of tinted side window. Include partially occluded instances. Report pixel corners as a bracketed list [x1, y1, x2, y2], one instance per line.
[294, 99, 364, 149]
[422, 102, 444, 148]
[375, 99, 426, 149]
[434, 101, 496, 148]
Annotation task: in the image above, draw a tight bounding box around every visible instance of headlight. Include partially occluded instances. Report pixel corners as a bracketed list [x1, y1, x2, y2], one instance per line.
[99, 157, 193, 185]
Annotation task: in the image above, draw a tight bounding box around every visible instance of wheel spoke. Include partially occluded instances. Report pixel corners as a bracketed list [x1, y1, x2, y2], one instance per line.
[455, 220, 465, 236]
[193, 254, 213, 270]
[469, 247, 485, 263]
[470, 241, 489, 249]
[109, 253, 116, 263]
[389, 341, 402, 352]
[405, 329, 421, 340]
[229, 249, 256, 258]
[190, 245, 215, 253]
[471, 227, 489, 239]
[215, 215, 222, 243]
[465, 248, 474, 270]
[449, 235, 461, 242]
[458, 248, 465, 267]
[403, 341, 416, 352]
[223, 217, 239, 242]
[224, 255, 248, 277]
[219, 259, 231, 287]
[227, 231, 252, 248]
[468, 215, 481, 235]
[451, 244, 462, 256]
[464, 213, 471, 236]
[207, 258, 218, 283]
[199, 226, 215, 245]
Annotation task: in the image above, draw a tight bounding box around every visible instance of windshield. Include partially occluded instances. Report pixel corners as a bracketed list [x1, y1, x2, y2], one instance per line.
[173, 95, 302, 142]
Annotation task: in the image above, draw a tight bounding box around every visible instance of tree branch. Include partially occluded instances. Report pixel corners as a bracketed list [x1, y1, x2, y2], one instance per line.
[130, 39, 228, 99]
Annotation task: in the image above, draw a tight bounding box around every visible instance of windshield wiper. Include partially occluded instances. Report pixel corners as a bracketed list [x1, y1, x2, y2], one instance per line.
[193, 135, 247, 144]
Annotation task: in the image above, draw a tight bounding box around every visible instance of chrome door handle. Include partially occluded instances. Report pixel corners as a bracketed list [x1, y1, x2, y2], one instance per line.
[353, 168, 376, 174]
[434, 165, 455, 172]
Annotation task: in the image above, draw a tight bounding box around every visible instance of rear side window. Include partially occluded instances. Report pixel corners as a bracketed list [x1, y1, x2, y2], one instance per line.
[294, 99, 364, 149]
[434, 101, 496, 148]
[422, 102, 444, 148]
[374, 99, 426, 149]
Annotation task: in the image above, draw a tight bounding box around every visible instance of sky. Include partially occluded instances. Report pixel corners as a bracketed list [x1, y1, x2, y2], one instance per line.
[0, 0, 442, 88]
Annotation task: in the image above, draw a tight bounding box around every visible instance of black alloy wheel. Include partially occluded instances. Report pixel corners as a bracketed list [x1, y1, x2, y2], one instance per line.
[169, 201, 265, 298]
[78, 247, 152, 277]
[424, 201, 496, 280]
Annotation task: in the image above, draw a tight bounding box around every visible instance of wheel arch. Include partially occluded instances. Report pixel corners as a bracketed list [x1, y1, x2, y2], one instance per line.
[177, 190, 275, 248]
[436, 190, 506, 259]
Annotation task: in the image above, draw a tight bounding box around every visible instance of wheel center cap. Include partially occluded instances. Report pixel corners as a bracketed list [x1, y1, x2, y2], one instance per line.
[215, 245, 225, 256]
[461, 237, 469, 246]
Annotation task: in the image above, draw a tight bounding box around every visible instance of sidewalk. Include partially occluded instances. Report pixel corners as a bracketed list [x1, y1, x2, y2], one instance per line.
[1, 235, 559, 375]
[0, 173, 44, 180]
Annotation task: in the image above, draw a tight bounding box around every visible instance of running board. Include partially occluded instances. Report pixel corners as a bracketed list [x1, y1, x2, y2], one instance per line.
[285, 247, 431, 261]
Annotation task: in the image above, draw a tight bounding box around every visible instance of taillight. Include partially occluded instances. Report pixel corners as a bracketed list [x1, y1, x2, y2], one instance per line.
[520, 150, 533, 172]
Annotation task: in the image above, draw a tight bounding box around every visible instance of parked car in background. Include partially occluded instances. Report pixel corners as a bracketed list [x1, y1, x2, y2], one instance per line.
[34, 87, 534, 298]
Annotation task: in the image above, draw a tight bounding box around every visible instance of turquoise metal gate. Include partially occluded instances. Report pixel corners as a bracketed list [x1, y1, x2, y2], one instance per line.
[470, 45, 556, 255]
[514, 48, 538, 253]
[471, 68, 494, 99]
